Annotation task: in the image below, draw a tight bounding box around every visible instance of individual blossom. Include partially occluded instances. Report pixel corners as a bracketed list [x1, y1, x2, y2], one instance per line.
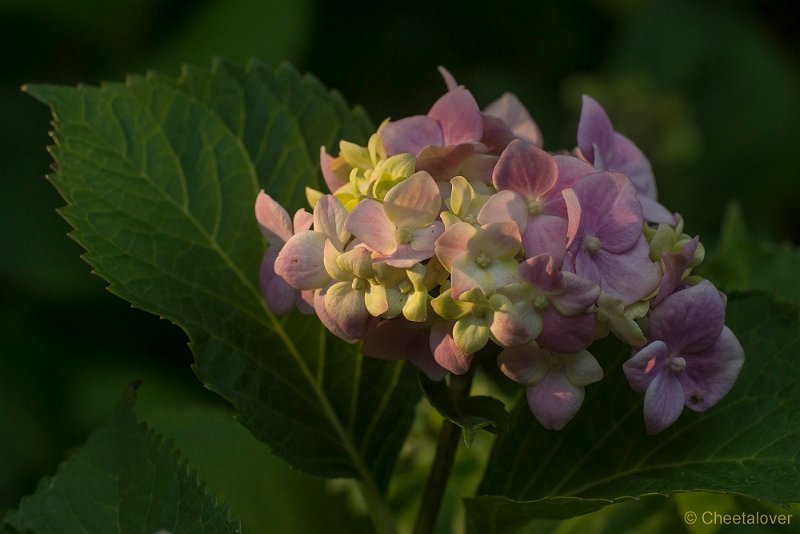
[518, 253, 600, 354]
[594, 292, 649, 347]
[623, 280, 745, 434]
[479, 140, 594, 265]
[499, 345, 604, 430]
[439, 176, 490, 229]
[346, 171, 444, 268]
[255, 191, 314, 315]
[562, 171, 661, 304]
[577, 95, 675, 225]
[434, 221, 521, 298]
[431, 286, 541, 356]
[644, 218, 705, 306]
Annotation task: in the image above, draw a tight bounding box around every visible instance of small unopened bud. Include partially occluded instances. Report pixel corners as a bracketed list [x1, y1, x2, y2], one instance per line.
[527, 199, 543, 216]
[475, 251, 491, 268]
[583, 235, 601, 255]
[668, 356, 686, 373]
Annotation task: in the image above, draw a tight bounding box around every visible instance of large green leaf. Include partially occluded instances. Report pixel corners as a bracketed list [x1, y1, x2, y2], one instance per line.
[702, 203, 800, 305]
[465, 293, 800, 533]
[4, 384, 240, 534]
[24, 60, 419, 494]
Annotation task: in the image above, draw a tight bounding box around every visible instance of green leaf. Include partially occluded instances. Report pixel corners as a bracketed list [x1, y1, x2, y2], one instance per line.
[24, 60, 418, 494]
[4, 383, 240, 534]
[465, 293, 800, 533]
[701, 203, 800, 305]
[419, 373, 508, 447]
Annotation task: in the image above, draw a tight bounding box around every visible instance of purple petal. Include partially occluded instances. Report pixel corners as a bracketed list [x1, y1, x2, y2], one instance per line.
[260, 247, 296, 315]
[609, 132, 657, 199]
[346, 199, 397, 255]
[383, 171, 442, 228]
[314, 286, 358, 343]
[480, 114, 516, 154]
[274, 231, 330, 289]
[498, 345, 550, 386]
[549, 272, 600, 315]
[430, 320, 472, 375]
[527, 371, 585, 431]
[623, 340, 669, 393]
[490, 305, 540, 348]
[484, 92, 543, 147]
[363, 318, 448, 380]
[589, 236, 661, 304]
[492, 140, 558, 202]
[519, 253, 564, 293]
[679, 326, 744, 412]
[639, 195, 676, 225]
[570, 172, 643, 253]
[537, 307, 595, 354]
[320, 146, 348, 193]
[577, 95, 614, 167]
[477, 189, 528, 235]
[653, 236, 700, 306]
[649, 280, 726, 354]
[553, 155, 597, 190]
[428, 86, 483, 146]
[382, 115, 443, 156]
[324, 281, 371, 340]
[522, 215, 568, 265]
[255, 191, 293, 244]
[313, 195, 350, 250]
[643, 371, 685, 435]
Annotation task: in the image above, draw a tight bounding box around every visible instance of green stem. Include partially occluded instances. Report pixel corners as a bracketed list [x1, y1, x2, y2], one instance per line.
[359, 481, 398, 534]
[413, 367, 476, 534]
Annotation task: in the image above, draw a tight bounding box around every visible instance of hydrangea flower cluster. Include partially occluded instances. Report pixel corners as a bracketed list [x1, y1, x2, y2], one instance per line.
[255, 68, 744, 435]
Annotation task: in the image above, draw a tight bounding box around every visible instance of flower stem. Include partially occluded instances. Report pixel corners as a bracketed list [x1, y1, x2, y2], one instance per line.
[413, 366, 476, 534]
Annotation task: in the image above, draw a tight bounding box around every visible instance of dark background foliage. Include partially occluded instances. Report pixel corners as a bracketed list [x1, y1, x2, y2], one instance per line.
[1, 0, 798, 530]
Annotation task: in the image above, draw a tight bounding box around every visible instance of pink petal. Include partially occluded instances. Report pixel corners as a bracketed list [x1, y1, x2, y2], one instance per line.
[623, 340, 669, 393]
[293, 209, 313, 233]
[490, 305, 540, 348]
[474, 222, 522, 260]
[649, 280, 726, 354]
[274, 231, 330, 290]
[313, 195, 350, 250]
[320, 146, 348, 193]
[373, 243, 434, 269]
[553, 155, 596, 190]
[643, 371, 685, 435]
[434, 222, 476, 270]
[346, 199, 397, 255]
[381, 115, 443, 156]
[527, 371, 585, 430]
[484, 92, 543, 147]
[437, 66, 458, 91]
[477, 189, 528, 235]
[492, 140, 558, 202]
[383, 171, 442, 228]
[410, 221, 445, 252]
[255, 191, 293, 244]
[430, 320, 472, 375]
[416, 143, 479, 181]
[679, 326, 744, 412]
[480, 114, 517, 154]
[577, 95, 614, 167]
[428, 86, 483, 146]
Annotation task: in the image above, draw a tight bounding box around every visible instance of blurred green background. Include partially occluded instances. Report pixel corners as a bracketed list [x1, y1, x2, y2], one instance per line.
[1, 0, 798, 532]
